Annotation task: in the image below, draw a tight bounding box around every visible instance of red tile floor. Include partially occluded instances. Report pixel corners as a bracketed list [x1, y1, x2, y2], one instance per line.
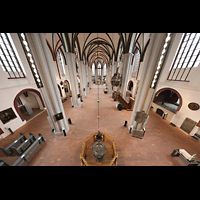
[1, 84, 200, 166]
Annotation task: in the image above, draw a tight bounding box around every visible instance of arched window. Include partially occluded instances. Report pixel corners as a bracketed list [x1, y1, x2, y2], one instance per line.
[128, 80, 133, 91]
[153, 88, 182, 113]
[97, 62, 101, 76]
[103, 63, 106, 76]
[92, 63, 95, 76]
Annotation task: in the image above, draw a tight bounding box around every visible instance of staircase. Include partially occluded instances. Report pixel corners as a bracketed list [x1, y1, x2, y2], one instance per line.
[118, 95, 135, 111]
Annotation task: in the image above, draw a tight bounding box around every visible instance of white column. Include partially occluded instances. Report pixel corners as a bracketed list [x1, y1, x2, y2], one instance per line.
[120, 53, 133, 99]
[101, 67, 103, 85]
[27, 33, 69, 135]
[106, 66, 110, 89]
[89, 66, 92, 88]
[128, 33, 166, 133]
[78, 60, 87, 98]
[82, 62, 87, 95]
[65, 52, 82, 108]
[112, 61, 120, 92]
[110, 62, 115, 93]
[111, 62, 115, 77]
[85, 63, 90, 92]
[108, 64, 112, 94]
[114, 61, 119, 74]
[95, 66, 98, 83]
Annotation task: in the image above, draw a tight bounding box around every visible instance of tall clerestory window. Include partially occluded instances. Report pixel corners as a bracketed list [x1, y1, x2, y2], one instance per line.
[92, 63, 95, 76]
[103, 63, 106, 76]
[0, 33, 26, 79]
[97, 62, 101, 76]
[167, 33, 200, 82]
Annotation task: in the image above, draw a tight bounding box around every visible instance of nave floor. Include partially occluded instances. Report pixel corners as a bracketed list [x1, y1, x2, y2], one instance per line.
[1, 84, 200, 166]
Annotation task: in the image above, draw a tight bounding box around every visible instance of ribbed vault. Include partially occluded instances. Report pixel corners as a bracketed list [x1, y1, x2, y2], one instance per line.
[45, 33, 151, 69]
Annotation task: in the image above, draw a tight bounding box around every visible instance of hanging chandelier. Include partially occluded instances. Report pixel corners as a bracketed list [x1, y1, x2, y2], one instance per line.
[80, 33, 118, 166]
[92, 131, 106, 162]
[111, 68, 121, 87]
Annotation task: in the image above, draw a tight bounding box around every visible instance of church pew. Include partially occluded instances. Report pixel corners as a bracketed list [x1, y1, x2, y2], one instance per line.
[0, 133, 26, 156]
[10, 133, 36, 156]
[12, 133, 45, 166]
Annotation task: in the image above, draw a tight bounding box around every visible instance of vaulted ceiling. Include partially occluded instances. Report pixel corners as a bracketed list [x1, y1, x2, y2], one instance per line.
[45, 33, 150, 68]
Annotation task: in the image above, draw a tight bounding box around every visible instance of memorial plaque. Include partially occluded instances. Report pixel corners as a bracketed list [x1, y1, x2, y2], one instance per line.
[54, 112, 63, 121]
[135, 111, 148, 123]
[132, 130, 144, 139]
[180, 117, 197, 134]
[188, 102, 200, 111]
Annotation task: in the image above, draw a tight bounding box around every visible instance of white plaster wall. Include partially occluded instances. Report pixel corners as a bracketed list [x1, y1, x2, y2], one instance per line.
[155, 33, 200, 135]
[0, 33, 71, 140]
[0, 33, 38, 139]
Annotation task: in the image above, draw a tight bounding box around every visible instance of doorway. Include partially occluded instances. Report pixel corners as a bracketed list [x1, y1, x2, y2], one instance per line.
[63, 80, 71, 96]
[14, 88, 45, 122]
[153, 87, 182, 114]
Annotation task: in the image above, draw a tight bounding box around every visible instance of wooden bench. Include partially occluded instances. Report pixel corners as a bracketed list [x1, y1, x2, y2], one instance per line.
[10, 133, 36, 156]
[0, 159, 9, 166]
[171, 149, 199, 166]
[0, 133, 26, 156]
[12, 133, 45, 166]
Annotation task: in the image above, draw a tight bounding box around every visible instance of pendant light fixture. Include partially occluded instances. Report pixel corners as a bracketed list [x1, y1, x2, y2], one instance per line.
[92, 33, 106, 162]
[111, 67, 121, 87]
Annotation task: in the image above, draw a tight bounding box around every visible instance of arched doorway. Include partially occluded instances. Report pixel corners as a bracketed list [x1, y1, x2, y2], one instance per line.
[57, 84, 63, 97]
[153, 87, 182, 114]
[14, 88, 45, 122]
[63, 80, 71, 95]
[127, 80, 134, 92]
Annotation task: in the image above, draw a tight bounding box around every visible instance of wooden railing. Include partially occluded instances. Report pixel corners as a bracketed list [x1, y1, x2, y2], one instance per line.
[80, 132, 118, 166]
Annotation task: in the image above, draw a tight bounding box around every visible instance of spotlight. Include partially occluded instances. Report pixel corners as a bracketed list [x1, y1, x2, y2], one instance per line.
[21, 33, 25, 40]
[18, 33, 43, 88]
[68, 118, 72, 124]
[124, 120, 127, 127]
[150, 33, 172, 89]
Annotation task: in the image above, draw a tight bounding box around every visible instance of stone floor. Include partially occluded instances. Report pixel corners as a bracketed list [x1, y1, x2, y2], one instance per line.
[1, 84, 200, 166]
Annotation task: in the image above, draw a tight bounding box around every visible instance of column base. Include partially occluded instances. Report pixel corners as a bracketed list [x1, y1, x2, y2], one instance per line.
[131, 130, 144, 139]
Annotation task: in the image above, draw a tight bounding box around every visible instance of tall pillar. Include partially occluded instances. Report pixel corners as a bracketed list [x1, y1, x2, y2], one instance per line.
[108, 64, 112, 94]
[128, 33, 167, 137]
[120, 53, 133, 99]
[101, 66, 103, 85]
[65, 52, 82, 108]
[88, 66, 92, 88]
[114, 61, 119, 74]
[85, 63, 90, 92]
[95, 64, 98, 83]
[27, 33, 69, 135]
[106, 66, 110, 90]
[112, 61, 120, 92]
[111, 62, 115, 77]
[78, 60, 87, 98]
[82, 62, 87, 94]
